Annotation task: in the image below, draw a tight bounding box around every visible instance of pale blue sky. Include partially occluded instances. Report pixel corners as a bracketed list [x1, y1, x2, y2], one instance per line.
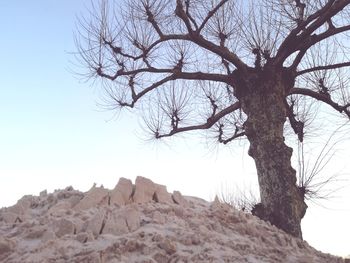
[0, 1, 349, 257]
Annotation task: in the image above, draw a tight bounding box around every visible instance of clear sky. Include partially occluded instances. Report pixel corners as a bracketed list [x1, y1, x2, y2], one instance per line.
[0, 1, 349, 258]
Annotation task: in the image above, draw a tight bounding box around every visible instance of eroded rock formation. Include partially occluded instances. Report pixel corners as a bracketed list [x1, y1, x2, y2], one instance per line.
[0, 176, 345, 262]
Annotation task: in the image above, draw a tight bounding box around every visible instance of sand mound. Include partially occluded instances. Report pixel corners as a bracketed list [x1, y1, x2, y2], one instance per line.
[0, 176, 344, 262]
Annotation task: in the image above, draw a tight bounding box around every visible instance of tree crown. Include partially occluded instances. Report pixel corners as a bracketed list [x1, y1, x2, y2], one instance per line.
[75, 0, 350, 143]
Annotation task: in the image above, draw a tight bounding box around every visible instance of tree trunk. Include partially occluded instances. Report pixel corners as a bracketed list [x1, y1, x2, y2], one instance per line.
[234, 68, 307, 238]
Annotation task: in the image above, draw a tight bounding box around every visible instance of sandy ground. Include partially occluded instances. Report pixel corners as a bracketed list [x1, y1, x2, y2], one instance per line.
[0, 176, 346, 263]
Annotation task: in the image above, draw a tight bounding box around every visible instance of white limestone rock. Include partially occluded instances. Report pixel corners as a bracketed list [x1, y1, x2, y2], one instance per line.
[124, 207, 141, 232]
[133, 176, 157, 204]
[172, 191, 188, 206]
[110, 177, 133, 206]
[5, 196, 35, 222]
[0, 237, 15, 260]
[81, 209, 105, 238]
[53, 218, 76, 238]
[154, 184, 173, 204]
[1, 211, 19, 224]
[102, 211, 129, 235]
[48, 201, 72, 217]
[74, 185, 109, 211]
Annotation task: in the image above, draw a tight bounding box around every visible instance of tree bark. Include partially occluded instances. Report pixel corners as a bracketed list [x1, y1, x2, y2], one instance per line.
[233, 68, 307, 238]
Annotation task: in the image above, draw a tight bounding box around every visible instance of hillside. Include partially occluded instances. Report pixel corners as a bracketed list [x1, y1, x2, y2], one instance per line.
[0, 176, 345, 263]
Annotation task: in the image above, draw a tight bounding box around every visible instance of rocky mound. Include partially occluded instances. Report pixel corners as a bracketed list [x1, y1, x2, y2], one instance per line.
[0, 176, 345, 262]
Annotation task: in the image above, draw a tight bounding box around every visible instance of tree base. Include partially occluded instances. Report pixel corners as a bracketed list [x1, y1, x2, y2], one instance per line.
[252, 202, 306, 239]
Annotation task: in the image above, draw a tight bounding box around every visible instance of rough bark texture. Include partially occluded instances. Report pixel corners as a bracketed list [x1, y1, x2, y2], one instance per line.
[233, 67, 307, 238]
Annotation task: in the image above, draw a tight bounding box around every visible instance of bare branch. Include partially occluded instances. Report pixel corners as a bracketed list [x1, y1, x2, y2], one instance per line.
[291, 24, 350, 61]
[297, 0, 350, 39]
[143, 1, 164, 37]
[274, 0, 337, 63]
[290, 48, 308, 70]
[189, 33, 248, 71]
[284, 99, 305, 142]
[175, 0, 195, 33]
[198, 0, 230, 32]
[155, 101, 241, 138]
[117, 74, 175, 107]
[184, 0, 199, 31]
[274, 0, 350, 64]
[104, 33, 191, 62]
[290, 87, 350, 118]
[172, 71, 229, 82]
[297, 61, 350, 76]
[217, 122, 245, 144]
[297, 123, 348, 201]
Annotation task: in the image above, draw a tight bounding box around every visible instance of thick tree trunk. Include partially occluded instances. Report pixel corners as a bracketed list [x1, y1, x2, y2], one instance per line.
[234, 68, 307, 238]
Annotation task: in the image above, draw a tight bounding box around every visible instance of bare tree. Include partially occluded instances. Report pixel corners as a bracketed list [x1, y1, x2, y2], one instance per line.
[75, 0, 350, 238]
